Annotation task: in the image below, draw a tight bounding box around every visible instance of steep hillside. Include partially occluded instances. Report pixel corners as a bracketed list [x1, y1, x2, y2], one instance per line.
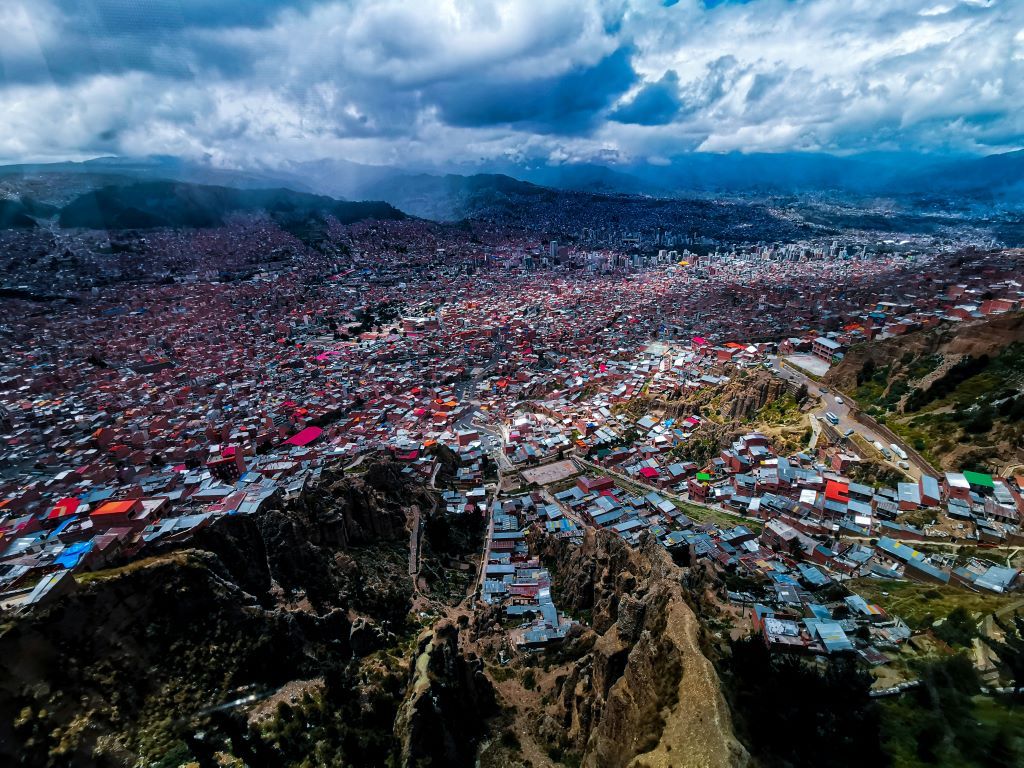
[0, 462, 492, 768]
[476, 528, 748, 768]
[57, 181, 405, 230]
[826, 312, 1024, 471]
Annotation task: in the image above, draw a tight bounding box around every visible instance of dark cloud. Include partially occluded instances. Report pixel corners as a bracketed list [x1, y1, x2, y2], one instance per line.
[2, 0, 311, 86]
[54, 0, 314, 31]
[0, 0, 1020, 165]
[611, 70, 682, 125]
[431, 48, 637, 133]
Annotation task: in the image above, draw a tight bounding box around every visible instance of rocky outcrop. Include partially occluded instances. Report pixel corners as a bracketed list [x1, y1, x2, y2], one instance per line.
[0, 461, 428, 768]
[0, 552, 323, 766]
[538, 529, 749, 768]
[722, 373, 790, 421]
[395, 620, 496, 768]
[175, 463, 419, 614]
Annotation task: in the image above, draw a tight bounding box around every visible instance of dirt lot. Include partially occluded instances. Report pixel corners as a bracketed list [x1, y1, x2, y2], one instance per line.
[521, 459, 578, 487]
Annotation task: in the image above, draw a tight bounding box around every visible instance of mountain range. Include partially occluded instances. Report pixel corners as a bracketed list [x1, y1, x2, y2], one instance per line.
[57, 181, 404, 230]
[0, 149, 1021, 225]
[295, 149, 1024, 211]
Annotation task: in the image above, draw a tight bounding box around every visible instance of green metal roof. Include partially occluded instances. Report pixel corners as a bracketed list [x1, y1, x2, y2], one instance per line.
[963, 470, 994, 488]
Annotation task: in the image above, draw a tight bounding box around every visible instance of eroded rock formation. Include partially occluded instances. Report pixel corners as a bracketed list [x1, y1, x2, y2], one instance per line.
[536, 528, 749, 768]
[0, 461, 454, 767]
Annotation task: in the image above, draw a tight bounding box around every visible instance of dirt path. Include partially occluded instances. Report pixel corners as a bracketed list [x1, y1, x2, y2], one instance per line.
[896, 354, 963, 411]
[408, 504, 421, 580]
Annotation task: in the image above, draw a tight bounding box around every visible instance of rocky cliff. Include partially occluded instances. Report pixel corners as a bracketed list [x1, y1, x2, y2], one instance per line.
[395, 620, 497, 767]
[718, 371, 794, 422]
[631, 370, 794, 424]
[0, 461, 490, 768]
[532, 528, 749, 768]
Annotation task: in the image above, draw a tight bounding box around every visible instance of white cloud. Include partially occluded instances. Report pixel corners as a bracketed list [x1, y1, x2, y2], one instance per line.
[0, 0, 1020, 165]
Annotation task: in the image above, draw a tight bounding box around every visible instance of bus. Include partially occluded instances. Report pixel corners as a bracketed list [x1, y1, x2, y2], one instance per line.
[824, 412, 840, 425]
[890, 444, 908, 461]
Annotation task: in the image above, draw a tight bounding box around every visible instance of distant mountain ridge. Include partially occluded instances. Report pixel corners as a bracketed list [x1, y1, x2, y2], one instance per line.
[0, 148, 1021, 229]
[284, 149, 1023, 203]
[57, 181, 404, 230]
[480, 150, 1024, 200]
[897, 150, 1024, 197]
[0, 155, 315, 198]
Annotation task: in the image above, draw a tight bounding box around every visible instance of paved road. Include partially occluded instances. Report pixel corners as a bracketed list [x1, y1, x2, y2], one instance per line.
[768, 355, 923, 480]
[452, 338, 516, 472]
[473, 420, 514, 471]
[539, 485, 587, 529]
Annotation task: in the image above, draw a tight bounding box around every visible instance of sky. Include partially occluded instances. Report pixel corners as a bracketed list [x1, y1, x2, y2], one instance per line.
[1, 0, 1021, 169]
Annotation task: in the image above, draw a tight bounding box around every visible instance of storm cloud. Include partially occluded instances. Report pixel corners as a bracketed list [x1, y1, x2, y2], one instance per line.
[0, 0, 1021, 167]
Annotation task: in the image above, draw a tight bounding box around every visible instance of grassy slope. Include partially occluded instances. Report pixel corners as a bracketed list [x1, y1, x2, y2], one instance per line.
[850, 342, 1024, 471]
[848, 577, 1023, 629]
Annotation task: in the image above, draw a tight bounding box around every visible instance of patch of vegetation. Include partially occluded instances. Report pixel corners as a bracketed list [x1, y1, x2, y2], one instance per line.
[520, 668, 538, 690]
[932, 607, 978, 648]
[675, 499, 762, 532]
[260, 658, 405, 767]
[906, 354, 944, 382]
[848, 578, 1019, 631]
[905, 345, 1024, 418]
[905, 355, 988, 412]
[753, 393, 803, 426]
[668, 433, 719, 465]
[880, 654, 1023, 768]
[611, 396, 653, 419]
[847, 459, 906, 487]
[856, 360, 912, 411]
[487, 664, 515, 683]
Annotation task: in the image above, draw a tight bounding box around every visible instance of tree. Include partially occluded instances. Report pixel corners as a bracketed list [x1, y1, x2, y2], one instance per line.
[933, 607, 978, 648]
[964, 404, 994, 434]
[857, 358, 876, 386]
